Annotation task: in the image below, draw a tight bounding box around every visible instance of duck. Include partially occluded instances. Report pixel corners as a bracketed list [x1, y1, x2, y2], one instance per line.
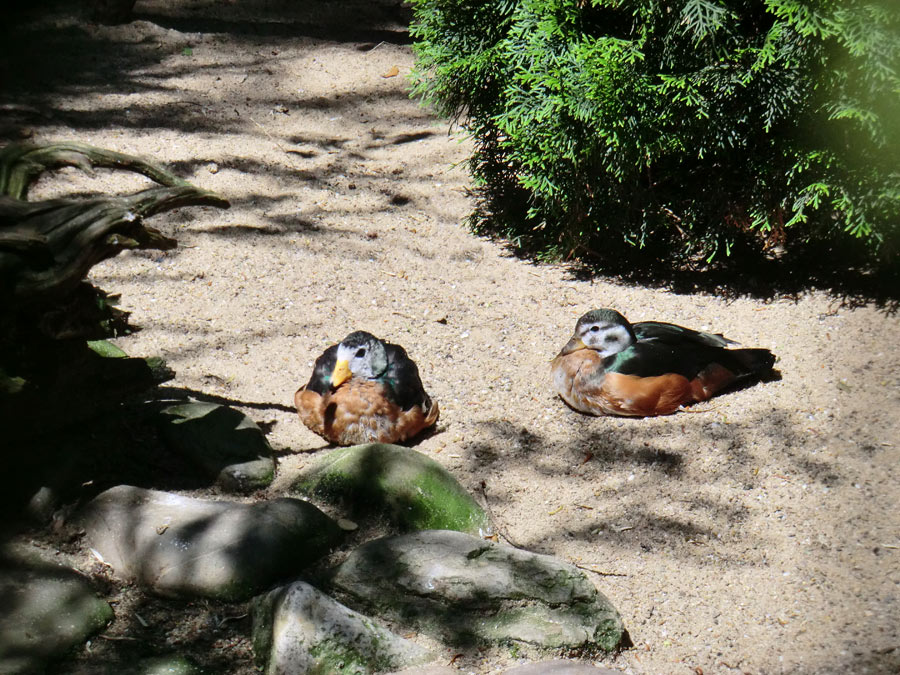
[551, 308, 776, 417]
[295, 330, 439, 445]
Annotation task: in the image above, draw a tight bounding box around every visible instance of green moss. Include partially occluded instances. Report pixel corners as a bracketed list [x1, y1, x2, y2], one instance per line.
[307, 635, 393, 674]
[250, 592, 275, 668]
[378, 464, 487, 532]
[592, 615, 626, 652]
[294, 443, 490, 535]
[92, 599, 115, 627]
[0, 366, 26, 394]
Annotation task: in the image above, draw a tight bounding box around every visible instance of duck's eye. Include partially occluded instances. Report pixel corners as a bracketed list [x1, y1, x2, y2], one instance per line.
[605, 334, 618, 343]
[589, 325, 600, 333]
[355, 348, 366, 358]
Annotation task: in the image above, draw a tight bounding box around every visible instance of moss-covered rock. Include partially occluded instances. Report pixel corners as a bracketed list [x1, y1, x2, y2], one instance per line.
[121, 654, 203, 675]
[329, 530, 625, 652]
[0, 559, 114, 674]
[293, 443, 491, 536]
[252, 581, 433, 675]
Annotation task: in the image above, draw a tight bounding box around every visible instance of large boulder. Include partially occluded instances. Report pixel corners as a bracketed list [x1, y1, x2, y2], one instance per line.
[502, 662, 624, 674]
[75, 485, 343, 600]
[387, 663, 623, 675]
[252, 581, 434, 675]
[0, 560, 113, 674]
[293, 443, 491, 536]
[329, 530, 624, 651]
[119, 654, 202, 675]
[158, 402, 276, 493]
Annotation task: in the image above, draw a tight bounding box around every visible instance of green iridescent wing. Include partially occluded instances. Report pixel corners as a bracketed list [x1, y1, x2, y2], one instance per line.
[605, 339, 772, 380]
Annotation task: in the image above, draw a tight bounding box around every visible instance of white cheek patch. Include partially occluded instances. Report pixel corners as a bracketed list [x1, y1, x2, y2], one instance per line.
[584, 323, 631, 356]
[604, 325, 631, 346]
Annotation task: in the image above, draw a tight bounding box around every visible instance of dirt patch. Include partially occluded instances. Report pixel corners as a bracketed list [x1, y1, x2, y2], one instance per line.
[4, 1, 899, 673]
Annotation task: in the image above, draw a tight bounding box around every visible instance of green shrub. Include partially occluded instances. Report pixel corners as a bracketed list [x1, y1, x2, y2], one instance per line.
[409, 0, 899, 272]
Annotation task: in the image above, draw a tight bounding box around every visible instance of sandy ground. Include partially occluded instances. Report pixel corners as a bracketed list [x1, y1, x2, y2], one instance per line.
[5, 1, 900, 673]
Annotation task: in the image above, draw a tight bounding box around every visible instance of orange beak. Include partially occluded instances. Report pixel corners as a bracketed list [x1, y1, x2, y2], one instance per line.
[557, 335, 587, 357]
[331, 359, 352, 388]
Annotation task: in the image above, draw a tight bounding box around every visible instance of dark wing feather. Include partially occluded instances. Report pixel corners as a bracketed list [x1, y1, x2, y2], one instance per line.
[607, 339, 774, 381]
[303, 343, 339, 394]
[605, 342, 706, 379]
[633, 321, 738, 348]
[383, 342, 430, 411]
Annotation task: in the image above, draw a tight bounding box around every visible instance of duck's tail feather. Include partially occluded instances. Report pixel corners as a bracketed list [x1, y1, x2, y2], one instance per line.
[732, 348, 776, 377]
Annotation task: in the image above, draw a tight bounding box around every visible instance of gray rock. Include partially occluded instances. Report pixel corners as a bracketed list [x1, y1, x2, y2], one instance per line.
[159, 402, 275, 493]
[116, 654, 202, 675]
[62, 653, 202, 675]
[0, 561, 113, 674]
[388, 664, 621, 675]
[385, 668, 457, 675]
[25, 486, 59, 525]
[503, 661, 623, 674]
[294, 443, 491, 536]
[329, 530, 624, 651]
[252, 580, 434, 675]
[76, 485, 343, 600]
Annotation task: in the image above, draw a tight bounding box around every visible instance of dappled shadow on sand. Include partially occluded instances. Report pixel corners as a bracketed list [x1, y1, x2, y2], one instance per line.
[137, 0, 413, 44]
[458, 407, 842, 565]
[1, 5, 458, 274]
[1, 1, 412, 129]
[0, 0, 431, 236]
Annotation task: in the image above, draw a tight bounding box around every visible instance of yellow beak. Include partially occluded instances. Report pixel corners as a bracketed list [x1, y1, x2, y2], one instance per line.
[331, 359, 352, 388]
[557, 335, 587, 357]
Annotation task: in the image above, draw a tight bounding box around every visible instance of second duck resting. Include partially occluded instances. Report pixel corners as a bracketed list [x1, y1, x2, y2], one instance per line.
[552, 308, 776, 417]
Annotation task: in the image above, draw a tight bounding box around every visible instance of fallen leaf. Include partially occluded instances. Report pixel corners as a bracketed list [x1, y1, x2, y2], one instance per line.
[382, 65, 400, 78]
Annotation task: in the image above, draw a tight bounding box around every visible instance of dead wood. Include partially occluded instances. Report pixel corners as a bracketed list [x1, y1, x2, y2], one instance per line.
[0, 141, 229, 306]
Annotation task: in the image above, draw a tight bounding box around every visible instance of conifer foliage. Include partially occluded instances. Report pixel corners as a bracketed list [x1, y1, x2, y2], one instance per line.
[409, 0, 899, 271]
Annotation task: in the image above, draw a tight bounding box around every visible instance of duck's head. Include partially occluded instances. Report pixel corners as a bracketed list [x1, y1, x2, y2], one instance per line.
[558, 308, 635, 358]
[332, 331, 389, 386]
